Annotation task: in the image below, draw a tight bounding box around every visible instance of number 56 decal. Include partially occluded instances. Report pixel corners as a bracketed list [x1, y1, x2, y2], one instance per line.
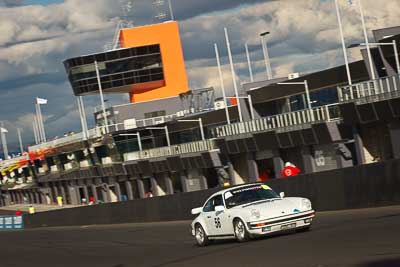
[214, 217, 222, 228]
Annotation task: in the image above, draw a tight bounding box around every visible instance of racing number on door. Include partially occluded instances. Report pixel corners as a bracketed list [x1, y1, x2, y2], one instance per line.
[214, 217, 222, 228]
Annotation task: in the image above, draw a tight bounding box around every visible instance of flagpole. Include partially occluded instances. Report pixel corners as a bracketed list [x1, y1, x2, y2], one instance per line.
[77, 97, 87, 141]
[79, 96, 89, 139]
[37, 99, 47, 142]
[17, 128, 24, 154]
[245, 43, 254, 82]
[214, 43, 231, 124]
[358, 0, 376, 80]
[34, 103, 43, 143]
[0, 122, 9, 160]
[224, 27, 243, 123]
[94, 60, 110, 134]
[32, 119, 39, 145]
[335, 0, 352, 85]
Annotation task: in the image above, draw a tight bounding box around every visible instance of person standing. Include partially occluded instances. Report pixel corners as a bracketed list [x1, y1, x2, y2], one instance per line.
[282, 162, 301, 178]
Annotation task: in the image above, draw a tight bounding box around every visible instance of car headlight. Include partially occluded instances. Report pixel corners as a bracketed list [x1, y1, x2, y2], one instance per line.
[302, 199, 312, 210]
[251, 209, 260, 219]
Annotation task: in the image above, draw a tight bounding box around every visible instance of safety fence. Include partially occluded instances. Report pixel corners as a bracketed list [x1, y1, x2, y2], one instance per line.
[338, 74, 400, 104]
[212, 104, 340, 138]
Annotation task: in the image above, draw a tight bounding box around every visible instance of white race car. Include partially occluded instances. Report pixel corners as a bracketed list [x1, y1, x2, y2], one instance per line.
[191, 183, 315, 246]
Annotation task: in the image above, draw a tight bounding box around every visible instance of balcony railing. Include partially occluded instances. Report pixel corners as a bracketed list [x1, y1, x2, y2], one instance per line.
[123, 139, 218, 161]
[338, 74, 400, 104]
[212, 104, 340, 138]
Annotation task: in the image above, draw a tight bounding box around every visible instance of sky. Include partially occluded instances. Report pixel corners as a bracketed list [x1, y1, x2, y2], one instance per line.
[0, 0, 400, 153]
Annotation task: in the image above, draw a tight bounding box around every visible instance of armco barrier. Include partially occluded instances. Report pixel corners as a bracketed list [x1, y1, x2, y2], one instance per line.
[24, 159, 400, 229]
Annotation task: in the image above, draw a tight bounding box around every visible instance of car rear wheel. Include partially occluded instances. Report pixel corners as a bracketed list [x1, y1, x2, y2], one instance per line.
[234, 219, 250, 242]
[195, 224, 209, 247]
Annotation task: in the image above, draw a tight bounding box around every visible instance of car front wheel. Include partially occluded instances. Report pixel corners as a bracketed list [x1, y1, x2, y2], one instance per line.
[195, 224, 209, 247]
[234, 219, 250, 242]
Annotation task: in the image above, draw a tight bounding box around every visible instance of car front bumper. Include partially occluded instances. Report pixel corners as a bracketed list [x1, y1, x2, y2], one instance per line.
[247, 210, 315, 236]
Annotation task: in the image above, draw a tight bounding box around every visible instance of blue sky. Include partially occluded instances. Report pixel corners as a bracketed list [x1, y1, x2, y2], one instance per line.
[0, 0, 399, 153]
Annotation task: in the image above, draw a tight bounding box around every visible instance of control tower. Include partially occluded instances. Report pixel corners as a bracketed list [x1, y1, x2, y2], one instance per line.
[64, 21, 189, 104]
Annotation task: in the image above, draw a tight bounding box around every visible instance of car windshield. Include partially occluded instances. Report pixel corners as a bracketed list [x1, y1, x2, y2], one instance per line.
[224, 184, 279, 209]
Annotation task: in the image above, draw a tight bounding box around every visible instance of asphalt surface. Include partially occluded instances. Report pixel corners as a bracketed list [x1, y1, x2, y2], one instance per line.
[0, 206, 400, 267]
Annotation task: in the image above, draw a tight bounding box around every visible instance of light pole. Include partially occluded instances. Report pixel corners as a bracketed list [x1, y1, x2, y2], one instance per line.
[0, 122, 8, 160]
[260, 31, 273, 80]
[167, 0, 174, 20]
[32, 119, 39, 145]
[224, 27, 243, 123]
[17, 128, 24, 154]
[214, 43, 231, 124]
[245, 43, 254, 82]
[77, 96, 89, 140]
[35, 97, 47, 143]
[119, 132, 142, 151]
[278, 80, 313, 119]
[177, 118, 205, 141]
[357, 0, 376, 80]
[349, 41, 400, 74]
[334, 0, 352, 85]
[94, 60, 110, 134]
[147, 126, 170, 147]
[225, 95, 255, 120]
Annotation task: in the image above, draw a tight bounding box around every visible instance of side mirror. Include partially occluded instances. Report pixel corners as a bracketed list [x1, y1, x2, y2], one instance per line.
[280, 192, 285, 198]
[215, 205, 225, 212]
[191, 207, 202, 215]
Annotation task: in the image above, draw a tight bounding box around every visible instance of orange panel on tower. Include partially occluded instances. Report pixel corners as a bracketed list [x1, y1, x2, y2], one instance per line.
[119, 21, 189, 103]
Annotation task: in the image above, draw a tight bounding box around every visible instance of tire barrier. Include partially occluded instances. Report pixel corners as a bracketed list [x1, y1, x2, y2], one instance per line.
[23, 159, 400, 228]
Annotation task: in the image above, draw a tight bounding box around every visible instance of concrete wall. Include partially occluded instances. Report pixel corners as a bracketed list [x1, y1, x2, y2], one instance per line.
[23, 159, 400, 229]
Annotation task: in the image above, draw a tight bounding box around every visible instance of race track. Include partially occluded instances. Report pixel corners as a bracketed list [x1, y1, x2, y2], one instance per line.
[0, 206, 400, 267]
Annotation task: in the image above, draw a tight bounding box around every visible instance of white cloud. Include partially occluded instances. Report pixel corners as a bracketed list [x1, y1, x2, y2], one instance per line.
[0, 0, 399, 149]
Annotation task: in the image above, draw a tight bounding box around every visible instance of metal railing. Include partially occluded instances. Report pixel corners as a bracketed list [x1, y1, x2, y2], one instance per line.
[212, 104, 340, 138]
[124, 139, 218, 161]
[28, 128, 102, 152]
[338, 74, 400, 104]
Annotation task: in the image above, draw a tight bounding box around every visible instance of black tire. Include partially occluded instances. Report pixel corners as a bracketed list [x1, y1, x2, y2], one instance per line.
[233, 219, 250, 242]
[194, 224, 209, 247]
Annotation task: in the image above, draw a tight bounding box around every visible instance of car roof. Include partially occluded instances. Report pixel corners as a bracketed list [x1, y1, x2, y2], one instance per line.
[208, 182, 266, 198]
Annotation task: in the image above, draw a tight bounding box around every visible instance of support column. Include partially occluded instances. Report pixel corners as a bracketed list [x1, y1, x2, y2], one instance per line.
[113, 183, 121, 202]
[83, 186, 89, 201]
[246, 153, 259, 182]
[353, 127, 366, 165]
[301, 146, 316, 174]
[101, 184, 110, 203]
[59, 186, 67, 204]
[67, 186, 79, 205]
[180, 174, 189, 193]
[136, 179, 145, 199]
[150, 177, 161, 196]
[389, 121, 400, 159]
[163, 173, 174, 195]
[9, 191, 15, 204]
[198, 171, 208, 190]
[125, 181, 134, 200]
[335, 143, 354, 168]
[90, 184, 98, 203]
[273, 156, 284, 178]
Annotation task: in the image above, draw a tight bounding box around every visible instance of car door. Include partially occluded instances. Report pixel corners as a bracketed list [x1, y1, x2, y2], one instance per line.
[212, 194, 233, 236]
[202, 196, 219, 236]
[203, 195, 232, 236]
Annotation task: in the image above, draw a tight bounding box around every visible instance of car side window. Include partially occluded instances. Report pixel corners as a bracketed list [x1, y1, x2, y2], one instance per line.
[203, 195, 223, 212]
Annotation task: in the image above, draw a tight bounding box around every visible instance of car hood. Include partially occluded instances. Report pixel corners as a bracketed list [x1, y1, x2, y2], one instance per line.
[240, 199, 302, 220]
